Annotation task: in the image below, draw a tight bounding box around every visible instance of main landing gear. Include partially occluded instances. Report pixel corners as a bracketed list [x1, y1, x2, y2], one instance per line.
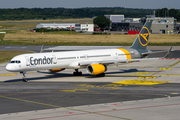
[96, 73, 105, 77]
[20, 72, 28, 82]
[73, 69, 82, 76]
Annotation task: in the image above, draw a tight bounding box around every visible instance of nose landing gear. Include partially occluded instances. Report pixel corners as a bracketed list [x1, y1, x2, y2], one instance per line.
[20, 72, 28, 82]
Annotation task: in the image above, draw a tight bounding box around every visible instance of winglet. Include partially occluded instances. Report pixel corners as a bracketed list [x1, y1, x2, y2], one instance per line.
[163, 47, 172, 58]
[40, 44, 44, 53]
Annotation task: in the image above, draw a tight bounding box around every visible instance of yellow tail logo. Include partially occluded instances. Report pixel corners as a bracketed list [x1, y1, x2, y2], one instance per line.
[138, 27, 150, 46]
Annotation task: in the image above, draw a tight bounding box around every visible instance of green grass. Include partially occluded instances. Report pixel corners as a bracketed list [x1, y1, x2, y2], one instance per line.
[1, 32, 180, 46]
[0, 34, 5, 40]
[1, 39, 180, 46]
[0, 25, 14, 29]
[0, 51, 34, 63]
[6, 30, 17, 33]
[45, 31, 80, 35]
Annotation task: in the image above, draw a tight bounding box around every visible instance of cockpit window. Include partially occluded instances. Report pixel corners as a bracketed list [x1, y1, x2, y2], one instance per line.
[9, 61, 15, 63]
[9, 60, 21, 64]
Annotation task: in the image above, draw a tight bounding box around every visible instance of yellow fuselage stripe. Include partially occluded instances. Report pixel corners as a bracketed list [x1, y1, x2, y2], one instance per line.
[118, 48, 131, 63]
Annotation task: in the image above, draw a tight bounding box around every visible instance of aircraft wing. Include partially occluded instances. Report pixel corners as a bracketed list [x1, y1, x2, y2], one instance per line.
[79, 58, 158, 66]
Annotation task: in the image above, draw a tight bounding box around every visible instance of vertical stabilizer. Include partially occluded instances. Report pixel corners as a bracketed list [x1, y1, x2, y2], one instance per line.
[130, 20, 153, 50]
[40, 44, 44, 53]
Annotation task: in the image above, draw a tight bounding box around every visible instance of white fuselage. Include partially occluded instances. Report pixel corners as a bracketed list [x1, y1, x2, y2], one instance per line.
[6, 20, 154, 78]
[6, 48, 131, 72]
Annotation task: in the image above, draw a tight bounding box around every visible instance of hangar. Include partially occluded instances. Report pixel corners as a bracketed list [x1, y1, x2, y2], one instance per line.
[36, 23, 75, 30]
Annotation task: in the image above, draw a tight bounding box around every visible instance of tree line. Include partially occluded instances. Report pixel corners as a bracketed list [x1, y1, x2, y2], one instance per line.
[0, 7, 154, 20]
[156, 8, 180, 21]
[0, 7, 179, 21]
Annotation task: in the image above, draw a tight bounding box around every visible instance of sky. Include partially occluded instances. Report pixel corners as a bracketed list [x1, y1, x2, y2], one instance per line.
[0, 0, 179, 9]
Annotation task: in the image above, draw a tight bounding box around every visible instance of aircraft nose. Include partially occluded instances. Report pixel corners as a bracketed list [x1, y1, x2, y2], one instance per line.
[6, 64, 12, 71]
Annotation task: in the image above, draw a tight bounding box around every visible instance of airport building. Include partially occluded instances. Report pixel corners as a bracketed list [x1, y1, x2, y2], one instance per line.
[146, 17, 176, 34]
[111, 22, 142, 32]
[75, 24, 94, 32]
[104, 15, 141, 32]
[36, 23, 94, 32]
[124, 18, 141, 22]
[36, 23, 75, 30]
[105, 15, 142, 32]
[176, 23, 180, 32]
[105, 15, 124, 23]
[109, 16, 177, 34]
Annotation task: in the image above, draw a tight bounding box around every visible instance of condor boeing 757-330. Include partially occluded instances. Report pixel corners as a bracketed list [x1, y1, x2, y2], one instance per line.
[6, 20, 171, 82]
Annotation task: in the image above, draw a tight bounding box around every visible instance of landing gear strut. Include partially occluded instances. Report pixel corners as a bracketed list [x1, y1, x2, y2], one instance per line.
[20, 72, 28, 82]
[73, 69, 82, 76]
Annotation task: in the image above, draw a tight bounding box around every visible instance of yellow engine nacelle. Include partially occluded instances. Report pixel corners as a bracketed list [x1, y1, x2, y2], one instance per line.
[49, 68, 65, 73]
[87, 64, 107, 75]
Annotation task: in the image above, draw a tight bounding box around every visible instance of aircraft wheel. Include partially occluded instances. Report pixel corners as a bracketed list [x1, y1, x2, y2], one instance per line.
[78, 72, 82, 76]
[73, 71, 82, 76]
[73, 72, 77, 76]
[96, 73, 105, 77]
[23, 78, 28, 82]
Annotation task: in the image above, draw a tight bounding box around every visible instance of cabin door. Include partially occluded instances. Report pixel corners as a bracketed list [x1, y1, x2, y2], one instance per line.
[114, 53, 118, 59]
[25, 56, 30, 66]
[52, 55, 57, 64]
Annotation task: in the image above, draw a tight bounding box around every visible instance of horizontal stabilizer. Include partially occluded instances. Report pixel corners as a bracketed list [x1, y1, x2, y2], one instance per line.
[141, 47, 172, 58]
[163, 47, 172, 58]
